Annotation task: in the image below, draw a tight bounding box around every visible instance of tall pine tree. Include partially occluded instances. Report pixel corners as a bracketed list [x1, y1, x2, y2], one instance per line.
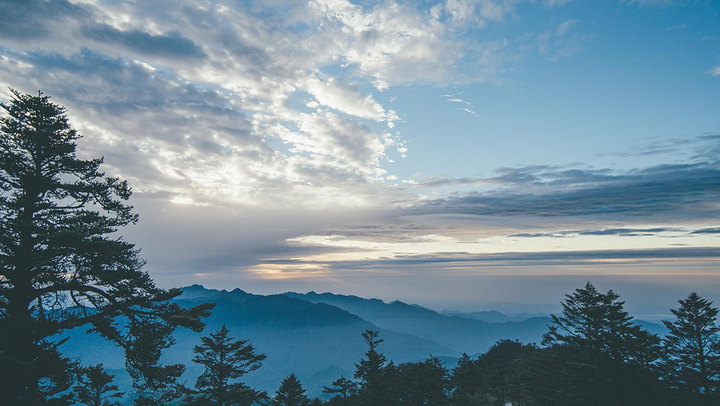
[184, 324, 266, 406]
[272, 373, 310, 406]
[354, 330, 392, 406]
[542, 282, 660, 365]
[662, 292, 720, 396]
[0, 90, 212, 405]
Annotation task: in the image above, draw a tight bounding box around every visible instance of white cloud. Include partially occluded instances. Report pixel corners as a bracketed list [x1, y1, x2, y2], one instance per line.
[444, 94, 481, 117]
[523, 19, 586, 60]
[542, 0, 574, 7]
[556, 19, 578, 37]
[302, 75, 387, 121]
[462, 108, 481, 118]
[0, 0, 573, 211]
[625, 0, 679, 6]
[710, 66, 720, 77]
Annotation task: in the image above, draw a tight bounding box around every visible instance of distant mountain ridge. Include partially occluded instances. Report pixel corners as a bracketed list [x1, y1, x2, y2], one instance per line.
[282, 290, 551, 356]
[57, 285, 667, 399]
[60, 285, 452, 397]
[438, 309, 550, 323]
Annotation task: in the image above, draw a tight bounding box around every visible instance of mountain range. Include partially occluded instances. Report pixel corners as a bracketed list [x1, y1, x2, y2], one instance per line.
[58, 285, 664, 398]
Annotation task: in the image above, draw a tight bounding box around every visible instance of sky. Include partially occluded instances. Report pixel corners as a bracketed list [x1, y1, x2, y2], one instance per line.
[1, 0, 719, 319]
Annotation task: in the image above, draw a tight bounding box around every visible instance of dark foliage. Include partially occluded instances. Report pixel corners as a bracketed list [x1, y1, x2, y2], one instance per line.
[319, 284, 713, 406]
[542, 282, 661, 366]
[0, 90, 212, 405]
[662, 292, 720, 403]
[73, 364, 123, 406]
[273, 373, 310, 406]
[183, 324, 266, 406]
[537, 283, 671, 405]
[354, 330, 395, 406]
[322, 375, 357, 405]
[394, 356, 451, 406]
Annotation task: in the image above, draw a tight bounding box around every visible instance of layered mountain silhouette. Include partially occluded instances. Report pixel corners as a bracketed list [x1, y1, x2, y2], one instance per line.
[282, 290, 551, 355]
[59, 285, 662, 397]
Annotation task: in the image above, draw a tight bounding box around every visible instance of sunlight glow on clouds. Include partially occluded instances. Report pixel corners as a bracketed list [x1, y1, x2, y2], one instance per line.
[1, 0, 522, 209]
[1, 0, 719, 310]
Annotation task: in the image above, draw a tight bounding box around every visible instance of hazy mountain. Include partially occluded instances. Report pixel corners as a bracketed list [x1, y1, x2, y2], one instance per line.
[282, 291, 551, 355]
[439, 310, 550, 323]
[57, 285, 668, 400]
[60, 285, 450, 397]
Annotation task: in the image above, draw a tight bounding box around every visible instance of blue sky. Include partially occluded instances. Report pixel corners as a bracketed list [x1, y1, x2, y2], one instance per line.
[1, 0, 719, 317]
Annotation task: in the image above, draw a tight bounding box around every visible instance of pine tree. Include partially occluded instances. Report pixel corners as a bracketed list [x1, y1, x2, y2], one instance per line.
[0, 90, 212, 405]
[126, 317, 188, 405]
[272, 373, 310, 406]
[542, 282, 660, 365]
[395, 356, 450, 406]
[184, 324, 266, 406]
[73, 364, 124, 406]
[662, 292, 720, 396]
[322, 375, 358, 405]
[354, 330, 393, 406]
[449, 353, 479, 405]
[540, 283, 669, 405]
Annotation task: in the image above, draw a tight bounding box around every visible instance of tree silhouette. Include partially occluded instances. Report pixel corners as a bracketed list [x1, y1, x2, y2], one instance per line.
[395, 356, 450, 406]
[542, 282, 660, 365]
[0, 90, 212, 405]
[449, 353, 479, 405]
[184, 324, 266, 406]
[354, 330, 394, 406]
[662, 292, 720, 397]
[322, 375, 357, 405]
[540, 283, 670, 405]
[73, 364, 123, 406]
[272, 373, 310, 406]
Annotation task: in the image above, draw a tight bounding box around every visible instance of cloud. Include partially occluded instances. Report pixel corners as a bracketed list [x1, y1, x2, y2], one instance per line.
[511, 227, 684, 238]
[0, 0, 86, 42]
[556, 19, 578, 37]
[2, 0, 555, 211]
[317, 0, 456, 88]
[542, 0, 575, 7]
[0, 0, 420, 209]
[691, 228, 720, 235]
[520, 18, 587, 61]
[624, 0, 683, 7]
[665, 24, 688, 32]
[411, 160, 720, 220]
[710, 66, 720, 77]
[444, 0, 517, 29]
[257, 247, 720, 271]
[444, 94, 481, 117]
[82, 24, 206, 59]
[302, 75, 391, 121]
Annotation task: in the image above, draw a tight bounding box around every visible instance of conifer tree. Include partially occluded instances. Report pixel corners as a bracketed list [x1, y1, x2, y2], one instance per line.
[395, 356, 450, 406]
[0, 90, 212, 405]
[73, 364, 124, 406]
[354, 330, 392, 406]
[449, 353, 479, 405]
[540, 283, 669, 405]
[126, 317, 188, 405]
[184, 324, 266, 406]
[662, 292, 720, 396]
[272, 373, 310, 406]
[322, 375, 358, 405]
[542, 282, 660, 364]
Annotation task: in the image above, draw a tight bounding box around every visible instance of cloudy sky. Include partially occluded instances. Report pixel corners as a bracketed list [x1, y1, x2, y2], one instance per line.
[2, 0, 719, 317]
